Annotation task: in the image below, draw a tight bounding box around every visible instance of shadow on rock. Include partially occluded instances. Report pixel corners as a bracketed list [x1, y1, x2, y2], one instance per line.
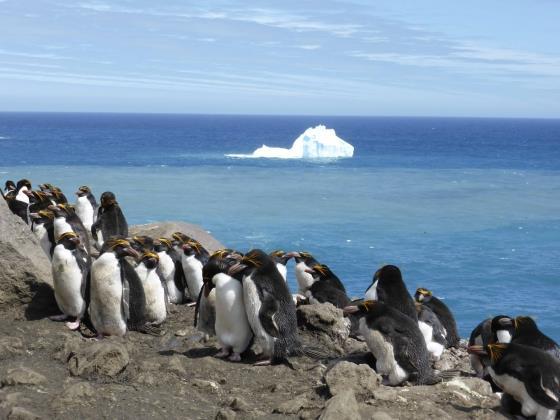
[24, 281, 58, 320]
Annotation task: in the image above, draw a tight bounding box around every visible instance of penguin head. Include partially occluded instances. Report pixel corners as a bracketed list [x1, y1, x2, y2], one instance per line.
[140, 251, 159, 269]
[39, 183, 54, 192]
[100, 191, 117, 208]
[228, 249, 272, 278]
[28, 190, 50, 204]
[490, 315, 514, 344]
[305, 264, 332, 280]
[415, 287, 433, 303]
[76, 185, 91, 197]
[269, 250, 289, 266]
[16, 179, 31, 192]
[343, 300, 379, 317]
[56, 231, 81, 250]
[48, 203, 75, 218]
[102, 237, 141, 260]
[182, 239, 204, 257]
[513, 316, 539, 337]
[203, 249, 241, 295]
[30, 209, 54, 224]
[171, 232, 191, 245]
[131, 235, 154, 252]
[467, 343, 508, 364]
[4, 180, 15, 191]
[154, 238, 173, 252]
[284, 251, 317, 265]
[47, 187, 66, 203]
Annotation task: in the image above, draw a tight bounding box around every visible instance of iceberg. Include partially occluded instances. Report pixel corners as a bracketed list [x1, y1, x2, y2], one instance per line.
[227, 125, 354, 159]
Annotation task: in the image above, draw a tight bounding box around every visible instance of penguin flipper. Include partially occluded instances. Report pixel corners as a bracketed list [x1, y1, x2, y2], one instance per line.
[259, 291, 281, 339]
[525, 370, 560, 409]
[122, 274, 130, 321]
[91, 218, 100, 241]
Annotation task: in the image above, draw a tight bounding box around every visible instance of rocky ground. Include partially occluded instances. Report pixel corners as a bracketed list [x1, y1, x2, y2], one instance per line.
[0, 199, 509, 419]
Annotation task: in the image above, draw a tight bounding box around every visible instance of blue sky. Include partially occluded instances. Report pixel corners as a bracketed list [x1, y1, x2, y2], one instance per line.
[0, 0, 559, 117]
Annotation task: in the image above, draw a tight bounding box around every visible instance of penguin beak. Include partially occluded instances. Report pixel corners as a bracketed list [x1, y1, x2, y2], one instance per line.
[225, 253, 242, 261]
[124, 247, 141, 260]
[467, 345, 488, 356]
[228, 262, 247, 276]
[304, 268, 316, 275]
[342, 305, 360, 316]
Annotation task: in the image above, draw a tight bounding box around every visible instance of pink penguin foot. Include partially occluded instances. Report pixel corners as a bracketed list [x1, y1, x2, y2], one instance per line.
[65, 320, 81, 330]
[228, 353, 242, 362]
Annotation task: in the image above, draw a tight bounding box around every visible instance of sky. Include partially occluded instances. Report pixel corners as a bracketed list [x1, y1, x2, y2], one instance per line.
[0, 0, 559, 117]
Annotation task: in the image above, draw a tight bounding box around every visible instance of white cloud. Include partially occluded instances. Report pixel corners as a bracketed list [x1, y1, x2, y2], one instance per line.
[295, 45, 321, 50]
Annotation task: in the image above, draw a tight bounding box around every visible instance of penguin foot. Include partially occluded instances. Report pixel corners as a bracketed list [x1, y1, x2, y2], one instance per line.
[65, 320, 81, 330]
[228, 353, 242, 362]
[49, 314, 68, 322]
[215, 349, 231, 359]
[254, 359, 272, 366]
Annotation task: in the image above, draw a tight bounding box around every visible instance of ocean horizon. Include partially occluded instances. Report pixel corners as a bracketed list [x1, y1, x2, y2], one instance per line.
[2, 112, 559, 340]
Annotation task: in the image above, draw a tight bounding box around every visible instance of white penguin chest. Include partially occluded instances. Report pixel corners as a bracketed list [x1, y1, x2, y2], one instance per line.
[136, 264, 166, 323]
[295, 262, 315, 292]
[15, 188, 29, 203]
[276, 263, 287, 282]
[52, 245, 85, 316]
[75, 196, 94, 229]
[181, 254, 203, 295]
[364, 280, 378, 301]
[243, 275, 264, 334]
[360, 318, 408, 385]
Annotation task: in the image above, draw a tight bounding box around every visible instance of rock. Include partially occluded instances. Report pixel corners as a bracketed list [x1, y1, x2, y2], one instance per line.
[297, 303, 349, 341]
[0, 337, 24, 359]
[215, 408, 236, 420]
[1, 368, 47, 387]
[442, 377, 494, 398]
[0, 198, 53, 310]
[325, 361, 381, 401]
[227, 397, 249, 412]
[65, 339, 129, 378]
[319, 390, 360, 420]
[273, 394, 308, 415]
[166, 356, 186, 376]
[434, 345, 471, 373]
[369, 412, 392, 420]
[371, 387, 399, 402]
[61, 380, 95, 400]
[8, 407, 40, 420]
[192, 379, 220, 393]
[129, 221, 225, 254]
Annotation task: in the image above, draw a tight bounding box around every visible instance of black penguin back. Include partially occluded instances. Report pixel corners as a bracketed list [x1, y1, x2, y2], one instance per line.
[375, 265, 417, 321]
[512, 316, 560, 360]
[423, 296, 460, 347]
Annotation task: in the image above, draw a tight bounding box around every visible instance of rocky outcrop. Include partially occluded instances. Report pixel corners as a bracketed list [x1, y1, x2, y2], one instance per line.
[129, 221, 225, 253]
[0, 198, 53, 310]
[297, 303, 350, 355]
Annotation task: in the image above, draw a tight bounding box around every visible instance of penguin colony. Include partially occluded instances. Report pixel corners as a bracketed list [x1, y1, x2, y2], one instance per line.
[4, 178, 560, 419]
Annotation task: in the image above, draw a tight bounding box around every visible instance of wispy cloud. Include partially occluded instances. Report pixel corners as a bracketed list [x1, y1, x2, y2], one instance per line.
[295, 45, 321, 50]
[0, 48, 71, 60]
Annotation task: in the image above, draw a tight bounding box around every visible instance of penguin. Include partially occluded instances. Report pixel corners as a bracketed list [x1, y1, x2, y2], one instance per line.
[45, 186, 68, 205]
[469, 315, 514, 378]
[269, 250, 290, 282]
[27, 190, 52, 213]
[135, 251, 167, 326]
[511, 316, 560, 360]
[3, 180, 15, 195]
[74, 185, 98, 231]
[50, 204, 91, 254]
[14, 179, 31, 204]
[180, 238, 210, 303]
[50, 231, 90, 330]
[415, 287, 460, 348]
[131, 235, 155, 253]
[343, 300, 437, 386]
[302, 264, 351, 309]
[89, 238, 141, 337]
[415, 302, 447, 361]
[29, 210, 56, 259]
[284, 251, 321, 293]
[154, 238, 186, 304]
[91, 191, 128, 250]
[203, 250, 252, 361]
[469, 343, 560, 420]
[365, 265, 417, 321]
[228, 249, 302, 365]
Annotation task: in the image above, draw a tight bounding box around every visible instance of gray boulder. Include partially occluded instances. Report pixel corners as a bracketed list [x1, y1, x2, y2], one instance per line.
[319, 390, 361, 420]
[297, 303, 350, 354]
[63, 337, 129, 379]
[325, 361, 381, 401]
[0, 198, 53, 311]
[129, 221, 225, 253]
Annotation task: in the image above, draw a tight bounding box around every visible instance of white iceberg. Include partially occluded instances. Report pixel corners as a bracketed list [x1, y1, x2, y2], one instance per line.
[227, 125, 354, 159]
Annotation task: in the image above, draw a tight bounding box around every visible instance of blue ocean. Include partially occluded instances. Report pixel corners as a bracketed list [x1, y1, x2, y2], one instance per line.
[1, 113, 559, 340]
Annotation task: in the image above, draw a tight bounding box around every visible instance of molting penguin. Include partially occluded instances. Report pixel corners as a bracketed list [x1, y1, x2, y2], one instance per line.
[415, 287, 460, 348]
[203, 250, 252, 361]
[89, 238, 141, 337]
[365, 265, 417, 321]
[154, 238, 186, 304]
[50, 231, 90, 330]
[469, 343, 560, 420]
[180, 238, 210, 302]
[135, 251, 167, 326]
[91, 191, 128, 250]
[468, 315, 514, 379]
[511, 316, 560, 360]
[30, 210, 55, 260]
[284, 251, 321, 293]
[229, 249, 301, 365]
[303, 264, 351, 309]
[343, 300, 437, 386]
[74, 185, 98, 231]
[415, 302, 447, 361]
[50, 204, 91, 255]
